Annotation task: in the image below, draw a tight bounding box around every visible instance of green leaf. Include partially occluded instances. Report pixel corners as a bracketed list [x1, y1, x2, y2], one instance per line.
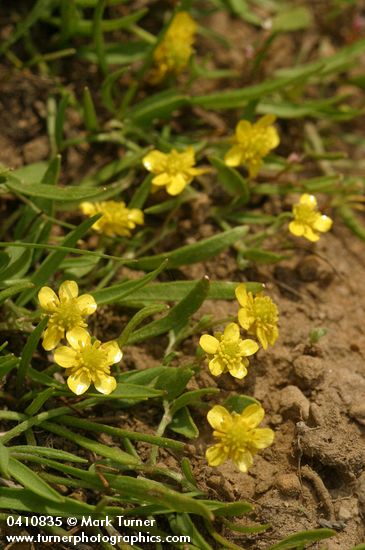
[209, 156, 250, 202]
[91, 259, 168, 305]
[156, 366, 194, 401]
[124, 226, 249, 271]
[0, 282, 34, 305]
[0, 355, 19, 378]
[55, 92, 70, 151]
[171, 388, 220, 415]
[0, 441, 10, 478]
[242, 248, 287, 264]
[127, 277, 210, 343]
[128, 89, 189, 124]
[17, 214, 101, 306]
[0, 247, 33, 281]
[224, 394, 259, 414]
[16, 317, 48, 396]
[82, 86, 99, 131]
[4, 176, 110, 201]
[41, 421, 140, 467]
[205, 499, 253, 517]
[8, 458, 64, 503]
[191, 65, 319, 110]
[271, 7, 312, 32]
[25, 387, 56, 415]
[101, 67, 128, 112]
[117, 280, 264, 305]
[0, 488, 95, 517]
[169, 406, 199, 439]
[10, 446, 88, 463]
[93, 0, 107, 74]
[267, 528, 336, 550]
[169, 513, 213, 550]
[105, 475, 213, 520]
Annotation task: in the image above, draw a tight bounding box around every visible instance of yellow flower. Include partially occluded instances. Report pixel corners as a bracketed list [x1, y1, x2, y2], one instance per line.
[143, 147, 206, 195]
[80, 201, 144, 237]
[151, 12, 196, 83]
[54, 327, 122, 395]
[199, 323, 258, 379]
[225, 115, 280, 178]
[289, 194, 333, 242]
[38, 280, 97, 351]
[206, 403, 274, 472]
[235, 285, 279, 350]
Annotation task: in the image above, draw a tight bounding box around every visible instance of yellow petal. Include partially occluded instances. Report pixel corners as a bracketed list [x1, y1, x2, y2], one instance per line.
[303, 226, 320, 242]
[76, 294, 97, 316]
[152, 173, 171, 186]
[80, 202, 96, 215]
[209, 356, 225, 377]
[228, 361, 248, 379]
[100, 341, 123, 364]
[128, 209, 144, 225]
[143, 150, 167, 173]
[251, 427, 275, 449]
[267, 325, 279, 346]
[67, 369, 91, 395]
[238, 309, 254, 331]
[313, 215, 332, 233]
[289, 220, 305, 237]
[166, 174, 188, 195]
[224, 145, 242, 167]
[240, 339, 259, 356]
[240, 403, 265, 428]
[248, 158, 262, 178]
[234, 450, 254, 472]
[235, 120, 252, 141]
[42, 325, 63, 351]
[93, 373, 117, 395]
[299, 194, 317, 208]
[54, 346, 78, 368]
[256, 114, 276, 128]
[206, 444, 228, 467]
[266, 126, 280, 148]
[66, 327, 91, 350]
[207, 405, 232, 430]
[235, 284, 248, 307]
[223, 322, 240, 341]
[38, 287, 59, 312]
[200, 334, 219, 354]
[257, 326, 268, 349]
[59, 280, 79, 302]
[180, 146, 195, 164]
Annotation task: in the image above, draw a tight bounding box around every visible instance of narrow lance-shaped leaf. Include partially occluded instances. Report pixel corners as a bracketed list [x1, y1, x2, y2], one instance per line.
[8, 457, 65, 503]
[123, 226, 249, 271]
[127, 277, 210, 343]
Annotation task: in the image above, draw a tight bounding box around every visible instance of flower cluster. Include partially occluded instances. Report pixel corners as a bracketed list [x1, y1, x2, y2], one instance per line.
[38, 281, 121, 396]
[200, 285, 278, 472]
[289, 194, 333, 242]
[206, 404, 274, 472]
[143, 147, 207, 196]
[150, 11, 197, 83]
[225, 115, 280, 178]
[80, 200, 144, 238]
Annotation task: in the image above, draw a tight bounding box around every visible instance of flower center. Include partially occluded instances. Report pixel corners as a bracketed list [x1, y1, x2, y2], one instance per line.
[218, 340, 242, 366]
[294, 204, 319, 226]
[167, 151, 188, 175]
[220, 415, 251, 451]
[253, 296, 278, 324]
[79, 344, 108, 374]
[52, 300, 83, 330]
